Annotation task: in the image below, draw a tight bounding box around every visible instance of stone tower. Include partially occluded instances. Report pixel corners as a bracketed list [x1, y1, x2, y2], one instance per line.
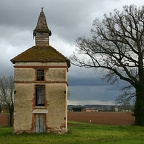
[11, 9, 70, 134]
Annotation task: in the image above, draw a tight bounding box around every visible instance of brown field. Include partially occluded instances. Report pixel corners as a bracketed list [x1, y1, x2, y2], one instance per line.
[68, 112, 135, 125]
[0, 113, 9, 126]
[0, 112, 135, 127]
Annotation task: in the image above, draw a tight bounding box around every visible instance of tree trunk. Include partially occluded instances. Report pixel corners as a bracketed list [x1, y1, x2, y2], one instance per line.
[134, 86, 144, 126]
[8, 103, 14, 127]
[9, 110, 13, 127]
[0, 105, 1, 113]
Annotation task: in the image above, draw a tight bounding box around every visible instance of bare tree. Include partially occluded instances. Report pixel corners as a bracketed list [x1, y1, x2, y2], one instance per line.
[0, 76, 14, 127]
[68, 91, 72, 100]
[71, 5, 144, 126]
[115, 85, 135, 105]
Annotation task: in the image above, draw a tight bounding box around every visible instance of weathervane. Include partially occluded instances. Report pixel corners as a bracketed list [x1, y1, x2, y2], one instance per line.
[41, 7, 44, 12]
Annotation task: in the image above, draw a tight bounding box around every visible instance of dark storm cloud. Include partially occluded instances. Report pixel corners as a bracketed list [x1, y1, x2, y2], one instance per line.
[0, 0, 141, 48]
[68, 71, 108, 87]
[68, 85, 121, 102]
[0, 0, 143, 104]
[69, 77, 106, 86]
[0, 0, 142, 41]
[68, 66, 107, 86]
[68, 66, 127, 104]
[0, 0, 124, 44]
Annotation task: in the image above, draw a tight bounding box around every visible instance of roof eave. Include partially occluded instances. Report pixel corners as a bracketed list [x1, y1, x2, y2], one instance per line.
[10, 60, 71, 68]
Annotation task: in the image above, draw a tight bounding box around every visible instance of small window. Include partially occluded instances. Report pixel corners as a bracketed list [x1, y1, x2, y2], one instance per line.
[37, 70, 44, 81]
[36, 85, 45, 106]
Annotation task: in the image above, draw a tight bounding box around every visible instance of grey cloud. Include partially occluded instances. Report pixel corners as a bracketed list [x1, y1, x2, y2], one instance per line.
[0, 0, 142, 104]
[69, 77, 106, 86]
[0, 0, 121, 44]
[68, 65, 126, 104]
[0, 65, 13, 77]
[69, 85, 121, 102]
[68, 66, 107, 86]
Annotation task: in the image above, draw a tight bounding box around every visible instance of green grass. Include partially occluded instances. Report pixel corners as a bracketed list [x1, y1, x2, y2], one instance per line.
[0, 121, 144, 144]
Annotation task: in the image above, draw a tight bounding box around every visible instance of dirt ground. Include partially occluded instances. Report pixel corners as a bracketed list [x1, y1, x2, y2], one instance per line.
[0, 113, 9, 126]
[68, 112, 135, 125]
[0, 112, 135, 127]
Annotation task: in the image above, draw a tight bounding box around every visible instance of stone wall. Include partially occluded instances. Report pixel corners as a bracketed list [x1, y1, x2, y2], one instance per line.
[14, 62, 68, 133]
[14, 84, 34, 132]
[46, 83, 67, 132]
[15, 68, 35, 81]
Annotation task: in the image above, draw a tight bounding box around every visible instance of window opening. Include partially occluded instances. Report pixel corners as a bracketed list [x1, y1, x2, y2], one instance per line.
[37, 70, 44, 81]
[36, 85, 45, 106]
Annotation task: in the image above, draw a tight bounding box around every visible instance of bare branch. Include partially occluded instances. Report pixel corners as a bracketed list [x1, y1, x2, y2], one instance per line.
[71, 5, 144, 109]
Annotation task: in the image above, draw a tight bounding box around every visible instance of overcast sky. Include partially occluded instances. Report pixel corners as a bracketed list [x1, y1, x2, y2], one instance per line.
[0, 0, 144, 105]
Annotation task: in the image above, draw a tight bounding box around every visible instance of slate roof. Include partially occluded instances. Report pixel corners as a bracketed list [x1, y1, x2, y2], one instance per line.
[11, 46, 70, 67]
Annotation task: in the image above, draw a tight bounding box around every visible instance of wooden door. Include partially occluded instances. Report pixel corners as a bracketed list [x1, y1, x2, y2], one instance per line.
[34, 114, 46, 133]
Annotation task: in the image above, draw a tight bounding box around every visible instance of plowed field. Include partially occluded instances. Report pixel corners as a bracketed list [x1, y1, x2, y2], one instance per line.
[0, 113, 9, 126]
[68, 112, 135, 125]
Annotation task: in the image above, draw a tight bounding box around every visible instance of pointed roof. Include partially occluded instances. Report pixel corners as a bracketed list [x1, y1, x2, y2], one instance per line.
[10, 46, 70, 67]
[11, 9, 70, 68]
[34, 8, 51, 35]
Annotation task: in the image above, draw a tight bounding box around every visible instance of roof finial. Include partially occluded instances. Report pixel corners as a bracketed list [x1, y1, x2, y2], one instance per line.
[41, 7, 44, 12]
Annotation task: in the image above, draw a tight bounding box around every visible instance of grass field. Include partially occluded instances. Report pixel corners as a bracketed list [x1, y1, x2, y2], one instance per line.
[0, 121, 144, 144]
